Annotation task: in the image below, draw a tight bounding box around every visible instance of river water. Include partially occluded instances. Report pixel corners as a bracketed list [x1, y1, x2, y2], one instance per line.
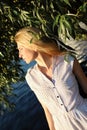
[0, 61, 49, 130]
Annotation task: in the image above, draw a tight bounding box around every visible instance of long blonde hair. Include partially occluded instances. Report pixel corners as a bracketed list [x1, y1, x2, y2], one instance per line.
[14, 27, 66, 56]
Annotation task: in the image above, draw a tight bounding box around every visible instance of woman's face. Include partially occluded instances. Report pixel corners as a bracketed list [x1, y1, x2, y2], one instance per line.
[17, 44, 38, 64]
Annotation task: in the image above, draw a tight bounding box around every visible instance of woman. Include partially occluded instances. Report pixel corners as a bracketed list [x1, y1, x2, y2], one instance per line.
[14, 26, 87, 130]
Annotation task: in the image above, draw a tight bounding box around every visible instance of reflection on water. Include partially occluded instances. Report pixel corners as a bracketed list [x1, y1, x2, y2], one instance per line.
[0, 60, 49, 130]
[0, 81, 49, 130]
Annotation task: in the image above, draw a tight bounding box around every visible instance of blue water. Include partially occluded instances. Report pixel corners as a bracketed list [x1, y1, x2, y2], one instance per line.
[0, 61, 49, 130]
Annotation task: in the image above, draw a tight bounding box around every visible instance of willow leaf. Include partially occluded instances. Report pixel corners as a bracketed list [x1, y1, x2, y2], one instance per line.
[50, 2, 54, 10]
[63, 0, 71, 6]
[41, 24, 48, 36]
[36, 9, 44, 24]
[53, 14, 60, 31]
[60, 18, 65, 35]
[63, 19, 72, 34]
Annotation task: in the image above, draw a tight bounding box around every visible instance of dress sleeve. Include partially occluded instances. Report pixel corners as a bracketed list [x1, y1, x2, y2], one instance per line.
[25, 67, 45, 104]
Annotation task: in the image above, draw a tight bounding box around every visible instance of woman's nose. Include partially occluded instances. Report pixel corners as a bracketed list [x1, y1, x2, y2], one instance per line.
[19, 52, 22, 58]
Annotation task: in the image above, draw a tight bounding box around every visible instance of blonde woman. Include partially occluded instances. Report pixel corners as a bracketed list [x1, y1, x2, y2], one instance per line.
[14, 27, 87, 130]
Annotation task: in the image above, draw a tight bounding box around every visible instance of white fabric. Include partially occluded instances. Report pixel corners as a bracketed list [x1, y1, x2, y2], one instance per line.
[26, 54, 87, 130]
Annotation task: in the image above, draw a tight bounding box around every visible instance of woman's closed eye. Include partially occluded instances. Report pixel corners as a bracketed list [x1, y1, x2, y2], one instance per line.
[18, 47, 23, 52]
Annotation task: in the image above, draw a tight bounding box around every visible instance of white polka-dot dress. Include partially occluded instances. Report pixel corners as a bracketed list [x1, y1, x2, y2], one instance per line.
[26, 54, 87, 130]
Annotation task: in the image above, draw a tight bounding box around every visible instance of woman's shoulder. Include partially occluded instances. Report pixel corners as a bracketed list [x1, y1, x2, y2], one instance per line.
[27, 64, 37, 74]
[55, 53, 75, 63]
[64, 53, 75, 63]
[27, 66, 34, 72]
[53, 53, 75, 70]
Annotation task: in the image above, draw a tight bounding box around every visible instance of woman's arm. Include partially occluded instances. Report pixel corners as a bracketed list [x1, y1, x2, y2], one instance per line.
[41, 103, 56, 130]
[73, 58, 87, 93]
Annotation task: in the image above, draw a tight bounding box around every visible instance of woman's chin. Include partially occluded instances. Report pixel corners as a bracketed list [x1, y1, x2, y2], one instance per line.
[23, 59, 28, 63]
[25, 60, 30, 64]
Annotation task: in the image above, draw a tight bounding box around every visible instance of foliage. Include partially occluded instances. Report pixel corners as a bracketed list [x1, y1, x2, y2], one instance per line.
[0, 0, 87, 113]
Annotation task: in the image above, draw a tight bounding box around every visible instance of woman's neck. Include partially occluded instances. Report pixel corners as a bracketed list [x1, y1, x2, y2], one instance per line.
[35, 52, 53, 80]
[35, 52, 53, 69]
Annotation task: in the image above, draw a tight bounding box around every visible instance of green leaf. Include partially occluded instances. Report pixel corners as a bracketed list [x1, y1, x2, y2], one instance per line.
[63, 19, 72, 34]
[79, 22, 87, 31]
[50, 2, 54, 10]
[53, 14, 60, 31]
[36, 9, 43, 24]
[0, 52, 4, 57]
[63, 0, 71, 6]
